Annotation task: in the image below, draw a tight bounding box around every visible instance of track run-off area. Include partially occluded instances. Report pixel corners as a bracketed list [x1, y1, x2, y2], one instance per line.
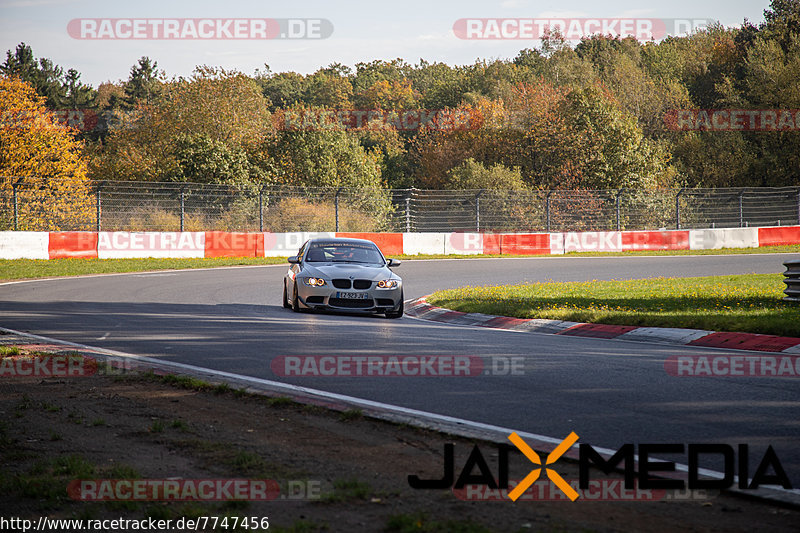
[1, 253, 799, 488]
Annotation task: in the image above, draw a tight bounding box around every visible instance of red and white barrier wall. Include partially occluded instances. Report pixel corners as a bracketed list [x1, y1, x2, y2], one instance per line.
[0, 226, 797, 260]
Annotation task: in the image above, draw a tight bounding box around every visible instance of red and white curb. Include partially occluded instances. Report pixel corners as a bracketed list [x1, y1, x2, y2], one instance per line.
[406, 297, 800, 354]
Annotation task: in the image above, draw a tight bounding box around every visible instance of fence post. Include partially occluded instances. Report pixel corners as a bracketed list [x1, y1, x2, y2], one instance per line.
[12, 177, 21, 231]
[405, 189, 413, 233]
[95, 181, 104, 232]
[615, 189, 625, 231]
[546, 190, 553, 232]
[738, 190, 745, 228]
[675, 188, 685, 230]
[179, 187, 185, 232]
[475, 189, 485, 232]
[258, 188, 264, 232]
[335, 187, 342, 232]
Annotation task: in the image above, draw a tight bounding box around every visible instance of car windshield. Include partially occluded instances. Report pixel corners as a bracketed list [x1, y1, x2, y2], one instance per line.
[305, 242, 385, 264]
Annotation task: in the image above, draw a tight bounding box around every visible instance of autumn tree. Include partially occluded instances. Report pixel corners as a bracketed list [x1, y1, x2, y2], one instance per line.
[0, 76, 94, 229]
[91, 67, 272, 186]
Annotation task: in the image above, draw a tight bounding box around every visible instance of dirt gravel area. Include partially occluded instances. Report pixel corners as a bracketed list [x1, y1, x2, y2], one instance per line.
[0, 347, 798, 532]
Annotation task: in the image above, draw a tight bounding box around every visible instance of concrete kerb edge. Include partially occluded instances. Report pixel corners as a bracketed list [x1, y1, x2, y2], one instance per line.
[1, 326, 798, 508]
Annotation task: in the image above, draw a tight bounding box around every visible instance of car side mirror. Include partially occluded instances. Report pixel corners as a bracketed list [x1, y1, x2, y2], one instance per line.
[288, 256, 300, 264]
[387, 258, 401, 267]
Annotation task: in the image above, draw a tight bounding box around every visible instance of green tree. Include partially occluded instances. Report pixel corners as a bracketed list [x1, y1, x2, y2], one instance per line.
[445, 158, 527, 190]
[259, 71, 307, 110]
[61, 68, 96, 109]
[266, 129, 383, 189]
[1, 43, 68, 108]
[122, 56, 163, 109]
[173, 133, 253, 186]
[303, 68, 353, 108]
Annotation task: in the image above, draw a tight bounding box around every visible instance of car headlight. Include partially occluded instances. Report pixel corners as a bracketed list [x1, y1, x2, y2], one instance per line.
[303, 277, 327, 287]
[376, 279, 398, 289]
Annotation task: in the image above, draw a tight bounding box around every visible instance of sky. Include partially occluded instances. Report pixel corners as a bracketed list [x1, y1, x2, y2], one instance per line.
[0, 0, 773, 87]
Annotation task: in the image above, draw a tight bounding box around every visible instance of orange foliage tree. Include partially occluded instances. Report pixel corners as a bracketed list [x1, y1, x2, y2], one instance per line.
[0, 75, 94, 230]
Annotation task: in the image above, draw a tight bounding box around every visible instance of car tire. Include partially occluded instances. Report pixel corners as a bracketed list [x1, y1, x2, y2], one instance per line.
[385, 291, 404, 319]
[282, 283, 291, 309]
[291, 282, 301, 312]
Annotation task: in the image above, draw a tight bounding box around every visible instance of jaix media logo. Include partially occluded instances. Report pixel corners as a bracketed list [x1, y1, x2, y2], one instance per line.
[408, 432, 793, 502]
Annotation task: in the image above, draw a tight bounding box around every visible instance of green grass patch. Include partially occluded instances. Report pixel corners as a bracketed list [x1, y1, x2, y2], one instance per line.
[228, 451, 269, 474]
[428, 273, 800, 337]
[148, 372, 217, 392]
[320, 478, 372, 503]
[265, 396, 297, 407]
[170, 419, 189, 431]
[0, 257, 288, 281]
[338, 409, 363, 421]
[8, 454, 96, 503]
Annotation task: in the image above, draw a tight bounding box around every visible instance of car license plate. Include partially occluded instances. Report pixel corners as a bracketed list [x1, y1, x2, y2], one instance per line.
[337, 292, 368, 299]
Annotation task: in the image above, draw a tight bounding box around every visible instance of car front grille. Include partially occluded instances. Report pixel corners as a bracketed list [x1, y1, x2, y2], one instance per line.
[376, 298, 395, 306]
[353, 279, 372, 290]
[306, 296, 324, 304]
[328, 298, 374, 308]
[332, 279, 351, 289]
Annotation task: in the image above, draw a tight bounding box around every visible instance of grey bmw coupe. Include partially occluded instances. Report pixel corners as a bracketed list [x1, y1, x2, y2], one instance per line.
[282, 237, 404, 318]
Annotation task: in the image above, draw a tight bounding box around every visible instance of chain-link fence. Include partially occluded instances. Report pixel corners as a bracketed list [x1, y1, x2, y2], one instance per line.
[2, 179, 800, 232]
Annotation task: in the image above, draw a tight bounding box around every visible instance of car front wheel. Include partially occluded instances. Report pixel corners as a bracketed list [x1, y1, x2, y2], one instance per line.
[385, 291, 404, 319]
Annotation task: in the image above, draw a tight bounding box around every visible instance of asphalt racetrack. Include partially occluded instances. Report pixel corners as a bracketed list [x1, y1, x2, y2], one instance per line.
[1, 253, 798, 485]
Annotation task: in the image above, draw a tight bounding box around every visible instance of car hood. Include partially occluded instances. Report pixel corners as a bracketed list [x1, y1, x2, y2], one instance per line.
[302, 263, 399, 281]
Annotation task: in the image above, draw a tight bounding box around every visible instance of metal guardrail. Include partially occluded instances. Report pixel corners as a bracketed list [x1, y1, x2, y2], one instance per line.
[783, 260, 800, 303]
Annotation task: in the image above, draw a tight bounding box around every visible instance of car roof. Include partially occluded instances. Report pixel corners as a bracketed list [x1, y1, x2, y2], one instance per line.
[306, 237, 380, 247]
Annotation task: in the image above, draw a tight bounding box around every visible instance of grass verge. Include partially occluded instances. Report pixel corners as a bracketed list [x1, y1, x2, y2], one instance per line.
[0, 257, 287, 281]
[0, 246, 798, 282]
[428, 273, 800, 337]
